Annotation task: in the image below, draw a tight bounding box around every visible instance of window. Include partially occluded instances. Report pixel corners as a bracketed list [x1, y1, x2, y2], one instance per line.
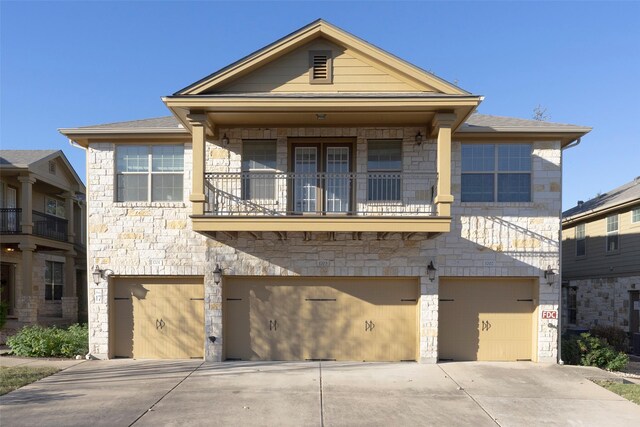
[461, 143, 532, 202]
[116, 145, 184, 202]
[45, 261, 63, 301]
[606, 214, 619, 252]
[48, 160, 56, 175]
[632, 207, 640, 223]
[45, 197, 65, 218]
[242, 140, 277, 200]
[368, 140, 401, 201]
[575, 223, 586, 257]
[567, 286, 577, 325]
[309, 50, 332, 84]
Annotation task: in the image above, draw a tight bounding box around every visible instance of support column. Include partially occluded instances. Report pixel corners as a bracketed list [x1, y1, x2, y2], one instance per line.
[64, 192, 75, 244]
[17, 243, 37, 323]
[187, 113, 209, 216]
[62, 250, 78, 323]
[433, 113, 457, 217]
[18, 174, 35, 234]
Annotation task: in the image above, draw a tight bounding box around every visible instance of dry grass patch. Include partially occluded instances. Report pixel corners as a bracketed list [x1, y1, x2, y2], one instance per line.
[0, 366, 60, 395]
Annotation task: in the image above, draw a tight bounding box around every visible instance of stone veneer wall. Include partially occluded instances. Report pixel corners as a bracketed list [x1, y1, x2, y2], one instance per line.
[567, 276, 640, 330]
[86, 129, 562, 363]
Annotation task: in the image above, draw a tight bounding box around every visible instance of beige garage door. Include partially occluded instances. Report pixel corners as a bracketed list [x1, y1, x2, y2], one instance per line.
[112, 277, 204, 359]
[224, 277, 418, 362]
[438, 278, 537, 362]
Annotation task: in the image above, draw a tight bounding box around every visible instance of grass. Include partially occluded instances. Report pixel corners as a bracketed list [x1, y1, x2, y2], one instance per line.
[594, 380, 640, 405]
[0, 366, 60, 395]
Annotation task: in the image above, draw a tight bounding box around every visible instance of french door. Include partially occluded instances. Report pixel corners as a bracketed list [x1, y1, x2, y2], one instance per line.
[292, 142, 353, 214]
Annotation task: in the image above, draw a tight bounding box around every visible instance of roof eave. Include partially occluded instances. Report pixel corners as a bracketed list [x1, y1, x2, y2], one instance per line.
[562, 198, 640, 226]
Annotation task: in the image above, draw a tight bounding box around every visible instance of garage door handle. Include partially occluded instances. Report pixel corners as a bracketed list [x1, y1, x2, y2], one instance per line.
[269, 320, 277, 331]
[365, 320, 375, 332]
[481, 320, 491, 331]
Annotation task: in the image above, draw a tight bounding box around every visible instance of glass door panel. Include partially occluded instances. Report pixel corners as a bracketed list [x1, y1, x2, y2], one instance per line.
[325, 147, 350, 213]
[294, 147, 318, 213]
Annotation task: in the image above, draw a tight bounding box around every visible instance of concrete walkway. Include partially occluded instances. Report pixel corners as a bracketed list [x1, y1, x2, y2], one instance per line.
[1, 359, 639, 426]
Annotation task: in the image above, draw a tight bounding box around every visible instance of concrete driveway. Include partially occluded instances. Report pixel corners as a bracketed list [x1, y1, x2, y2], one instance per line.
[1, 360, 639, 427]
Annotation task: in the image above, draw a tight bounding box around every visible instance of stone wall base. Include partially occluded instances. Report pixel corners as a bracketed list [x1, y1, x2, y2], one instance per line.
[61, 297, 79, 323]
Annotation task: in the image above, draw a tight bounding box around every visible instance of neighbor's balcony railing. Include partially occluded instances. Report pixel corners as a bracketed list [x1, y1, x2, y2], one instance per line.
[33, 210, 68, 241]
[204, 172, 437, 216]
[0, 208, 21, 233]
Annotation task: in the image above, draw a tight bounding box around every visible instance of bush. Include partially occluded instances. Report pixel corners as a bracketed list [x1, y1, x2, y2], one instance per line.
[7, 324, 88, 358]
[567, 333, 629, 371]
[561, 335, 581, 366]
[590, 325, 628, 352]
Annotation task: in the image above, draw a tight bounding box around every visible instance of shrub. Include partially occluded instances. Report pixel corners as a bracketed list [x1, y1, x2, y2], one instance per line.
[7, 324, 88, 358]
[561, 335, 581, 365]
[590, 325, 628, 352]
[576, 333, 628, 371]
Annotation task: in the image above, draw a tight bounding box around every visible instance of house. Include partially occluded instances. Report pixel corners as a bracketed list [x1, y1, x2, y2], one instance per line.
[561, 177, 640, 338]
[59, 20, 591, 363]
[0, 150, 87, 342]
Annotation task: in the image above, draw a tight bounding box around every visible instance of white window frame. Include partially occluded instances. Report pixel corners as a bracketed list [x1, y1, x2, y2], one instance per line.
[606, 214, 619, 253]
[367, 139, 402, 202]
[461, 143, 532, 203]
[575, 223, 586, 257]
[241, 140, 277, 201]
[116, 145, 184, 202]
[45, 260, 64, 301]
[45, 196, 66, 218]
[632, 207, 640, 224]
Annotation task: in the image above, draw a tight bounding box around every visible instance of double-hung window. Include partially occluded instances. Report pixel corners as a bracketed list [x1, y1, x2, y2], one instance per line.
[606, 214, 619, 252]
[575, 223, 586, 257]
[242, 140, 277, 200]
[461, 143, 532, 202]
[368, 140, 402, 201]
[45, 197, 65, 218]
[632, 207, 640, 224]
[116, 145, 184, 202]
[45, 261, 63, 301]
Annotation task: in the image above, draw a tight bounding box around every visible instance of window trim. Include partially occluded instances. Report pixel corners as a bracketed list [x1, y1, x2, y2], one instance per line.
[605, 214, 620, 254]
[44, 260, 64, 301]
[632, 207, 640, 224]
[367, 139, 402, 202]
[115, 145, 184, 203]
[241, 139, 278, 201]
[461, 143, 533, 203]
[309, 50, 333, 84]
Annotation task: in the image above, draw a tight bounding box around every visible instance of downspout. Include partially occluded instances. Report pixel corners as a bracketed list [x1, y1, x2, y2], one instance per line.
[557, 136, 582, 365]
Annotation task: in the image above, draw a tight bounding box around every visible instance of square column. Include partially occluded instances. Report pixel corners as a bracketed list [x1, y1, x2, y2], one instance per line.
[186, 113, 210, 216]
[62, 250, 78, 322]
[18, 175, 35, 234]
[433, 113, 456, 217]
[17, 243, 37, 323]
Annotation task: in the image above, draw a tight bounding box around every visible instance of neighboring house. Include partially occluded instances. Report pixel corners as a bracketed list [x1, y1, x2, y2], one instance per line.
[60, 20, 591, 363]
[0, 150, 87, 342]
[562, 177, 640, 338]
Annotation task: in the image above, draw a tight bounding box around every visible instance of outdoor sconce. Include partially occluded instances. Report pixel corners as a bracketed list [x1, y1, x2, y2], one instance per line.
[427, 261, 437, 282]
[221, 133, 229, 145]
[213, 264, 223, 285]
[92, 265, 114, 285]
[544, 265, 556, 286]
[415, 131, 423, 146]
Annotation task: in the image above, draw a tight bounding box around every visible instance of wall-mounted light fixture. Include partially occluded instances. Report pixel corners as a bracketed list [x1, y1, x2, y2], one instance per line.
[544, 265, 556, 286]
[221, 133, 229, 145]
[213, 264, 223, 285]
[92, 265, 114, 285]
[427, 261, 437, 282]
[415, 131, 423, 146]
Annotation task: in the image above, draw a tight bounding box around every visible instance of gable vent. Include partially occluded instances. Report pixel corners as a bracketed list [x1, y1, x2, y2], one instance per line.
[309, 50, 332, 84]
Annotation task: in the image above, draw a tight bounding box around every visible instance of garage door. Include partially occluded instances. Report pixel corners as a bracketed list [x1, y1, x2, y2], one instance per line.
[224, 277, 418, 362]
[438, 278, 537, 361]
[112, 277, 204, 359]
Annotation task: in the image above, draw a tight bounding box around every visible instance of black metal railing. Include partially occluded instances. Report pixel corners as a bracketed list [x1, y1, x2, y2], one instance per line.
[204, 172, 437, 216]
[32, 211, 68, 241]
[0, 208, 21, 233]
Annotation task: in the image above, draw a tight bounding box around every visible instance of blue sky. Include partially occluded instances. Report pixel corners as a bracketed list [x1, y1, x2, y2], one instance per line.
[1, 1, 638, 211]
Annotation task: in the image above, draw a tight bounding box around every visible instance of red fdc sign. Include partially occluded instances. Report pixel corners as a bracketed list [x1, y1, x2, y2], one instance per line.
[541, 310, 558, 320]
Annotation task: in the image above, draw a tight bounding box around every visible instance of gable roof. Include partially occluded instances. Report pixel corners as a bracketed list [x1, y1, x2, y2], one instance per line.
[563, 177, 640, 224]
[0, 149, 85, 191]
[175, 19, 469, 96]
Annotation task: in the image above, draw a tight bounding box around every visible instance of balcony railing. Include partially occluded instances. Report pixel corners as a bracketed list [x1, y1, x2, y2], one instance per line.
[204, 172, 437, 216]
[0, 208, 21, 233]
[33, 211, 68, 242]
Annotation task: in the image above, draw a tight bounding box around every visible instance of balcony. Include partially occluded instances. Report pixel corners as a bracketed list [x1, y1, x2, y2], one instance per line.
[191, 172, 451, 235]
[0, 208, 21, 234]
[32, 211, 68, 242]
